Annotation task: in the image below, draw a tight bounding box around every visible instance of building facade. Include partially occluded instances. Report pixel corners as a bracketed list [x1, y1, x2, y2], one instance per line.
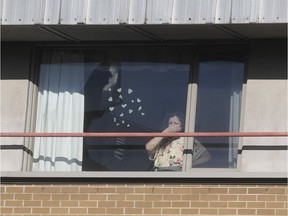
[1, 0, 287, 215]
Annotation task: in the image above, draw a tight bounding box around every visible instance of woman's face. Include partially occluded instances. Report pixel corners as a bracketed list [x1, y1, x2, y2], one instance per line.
[168, 116, 182, 132]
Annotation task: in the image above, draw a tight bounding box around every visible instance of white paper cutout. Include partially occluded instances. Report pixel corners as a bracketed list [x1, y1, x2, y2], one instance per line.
[128, 88, 133, 94]
[107, 87, 146, 127]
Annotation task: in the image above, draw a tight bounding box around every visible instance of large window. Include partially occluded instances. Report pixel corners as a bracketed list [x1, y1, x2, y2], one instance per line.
[32, 46, 245, 172]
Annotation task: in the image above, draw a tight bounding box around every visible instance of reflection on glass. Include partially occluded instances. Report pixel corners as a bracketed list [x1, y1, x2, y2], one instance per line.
[194, 61, 244, 168]
[83, 49, 190, 171]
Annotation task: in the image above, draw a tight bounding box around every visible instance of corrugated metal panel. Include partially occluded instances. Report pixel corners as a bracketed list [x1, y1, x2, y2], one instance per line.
[146, 0, 173, 24]
[215, 0, 232, 23]
[33, 0, 46, 24]
[0, 0, 8, 24]
[0, 0, 2, 24]
[172, 0, 217, 24]
[231, 0, 253, 23]
[86, 0, 126, 24]
[259, 0, 287, 23]
[249, 0, 261, 23]
[1, 0, 287, 25]
[118, 0, 130, 24]
[44, 0, 60, 24]
[60, 0, 87, 24]
[2, 0, 25, 24]
[128, 0, 147, 24]
[272, 0, 287, 23]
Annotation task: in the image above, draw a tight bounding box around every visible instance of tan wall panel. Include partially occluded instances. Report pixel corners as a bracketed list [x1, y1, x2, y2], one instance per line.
[1, 43, 33, 171]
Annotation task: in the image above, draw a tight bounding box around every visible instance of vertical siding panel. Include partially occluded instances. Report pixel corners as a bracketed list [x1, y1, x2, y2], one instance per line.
[44, 0, 60, 24]
[172, 0, 186, 24]
[86, 0, 123, 24]
[192, 0, 217, 24]
[249, 0, 260, 23]
[0, 0, 286, 25]
[2, 0, 14, 24]
[98, 0, 116, 24]
[231, 0, 252, 23]
[2, 0, 20, 24]
[162, 0, 174, 23]
[183, 0, 197, 23]
[0, 0, 2, 24]
[0, 0, 3, 24]
[33, 0, 46, 24]
[2, 0, 40, 24]
[106, 0, 124, 24]
[14, 0, 26, 24]
[60, 0, 87, 24]
[86, 0, 100, 24]
[119, 0, 129, 24]
[129, 0, 147, 24]
[17, 0, 29, 24]
[86, 0, 103, 24]
[259, 0, 272, 23]
[23, 0, 38, 24]
[60, 0, 73, 24]
[259, 0, 288, 23]
[208, 0, 218, 23]
[215, 0, 232, 23]
[110, 0, 122, 24]
[258, 0, 286, 23]
[146, 0, 173, 24]
[271, 0, 287, 23]
[76, 0, 89, 24]
[98, 0, 110, 24]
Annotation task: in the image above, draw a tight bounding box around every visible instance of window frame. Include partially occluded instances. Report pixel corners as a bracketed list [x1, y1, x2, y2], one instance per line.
[184, 47, 248, 171]
[26, 42, 250, 176]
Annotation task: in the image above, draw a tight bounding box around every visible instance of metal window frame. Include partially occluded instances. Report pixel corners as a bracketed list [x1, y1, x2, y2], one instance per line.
[4, 42, 286, 178]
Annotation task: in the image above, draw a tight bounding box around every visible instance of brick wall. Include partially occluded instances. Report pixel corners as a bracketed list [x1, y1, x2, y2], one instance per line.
[1, 183, 287, 215]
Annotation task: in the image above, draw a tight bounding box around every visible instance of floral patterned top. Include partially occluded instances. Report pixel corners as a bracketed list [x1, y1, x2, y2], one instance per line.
[151, 137, 185, 168]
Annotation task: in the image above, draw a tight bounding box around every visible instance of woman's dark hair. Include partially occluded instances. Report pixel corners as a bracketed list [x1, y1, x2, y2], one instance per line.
[162, 111, 185, 132]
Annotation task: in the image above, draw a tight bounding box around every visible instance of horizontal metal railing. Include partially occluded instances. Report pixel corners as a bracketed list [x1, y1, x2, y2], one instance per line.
[0, 132, 287, 138]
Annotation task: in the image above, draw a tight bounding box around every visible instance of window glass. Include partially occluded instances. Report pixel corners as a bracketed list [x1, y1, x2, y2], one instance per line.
[193, 61, 244, 168]
[82, 48, 190, 171]
[33, 46, 245, 172]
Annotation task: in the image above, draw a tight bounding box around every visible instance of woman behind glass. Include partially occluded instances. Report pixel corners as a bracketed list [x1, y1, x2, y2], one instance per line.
[145, 112, 211, 171]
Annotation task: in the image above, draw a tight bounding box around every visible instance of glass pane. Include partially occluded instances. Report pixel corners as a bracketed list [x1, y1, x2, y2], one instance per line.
[83, 48, 190, 171]
[193, 61, 244, 168]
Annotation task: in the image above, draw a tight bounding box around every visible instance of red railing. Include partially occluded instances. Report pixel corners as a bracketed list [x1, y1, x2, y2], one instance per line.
[0, 132, 287, 138]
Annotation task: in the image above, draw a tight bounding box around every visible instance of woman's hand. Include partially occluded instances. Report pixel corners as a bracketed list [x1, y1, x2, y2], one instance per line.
[163, 124, 182, 133]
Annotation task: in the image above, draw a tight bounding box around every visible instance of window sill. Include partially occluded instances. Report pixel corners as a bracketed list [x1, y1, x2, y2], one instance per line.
[1, 170, 287, 179]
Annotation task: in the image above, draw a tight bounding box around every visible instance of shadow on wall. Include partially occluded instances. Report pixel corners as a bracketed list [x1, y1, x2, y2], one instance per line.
[1, 42, 35, 80]
[248, 39, 287, 80]
[1, 39, 288, 81]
